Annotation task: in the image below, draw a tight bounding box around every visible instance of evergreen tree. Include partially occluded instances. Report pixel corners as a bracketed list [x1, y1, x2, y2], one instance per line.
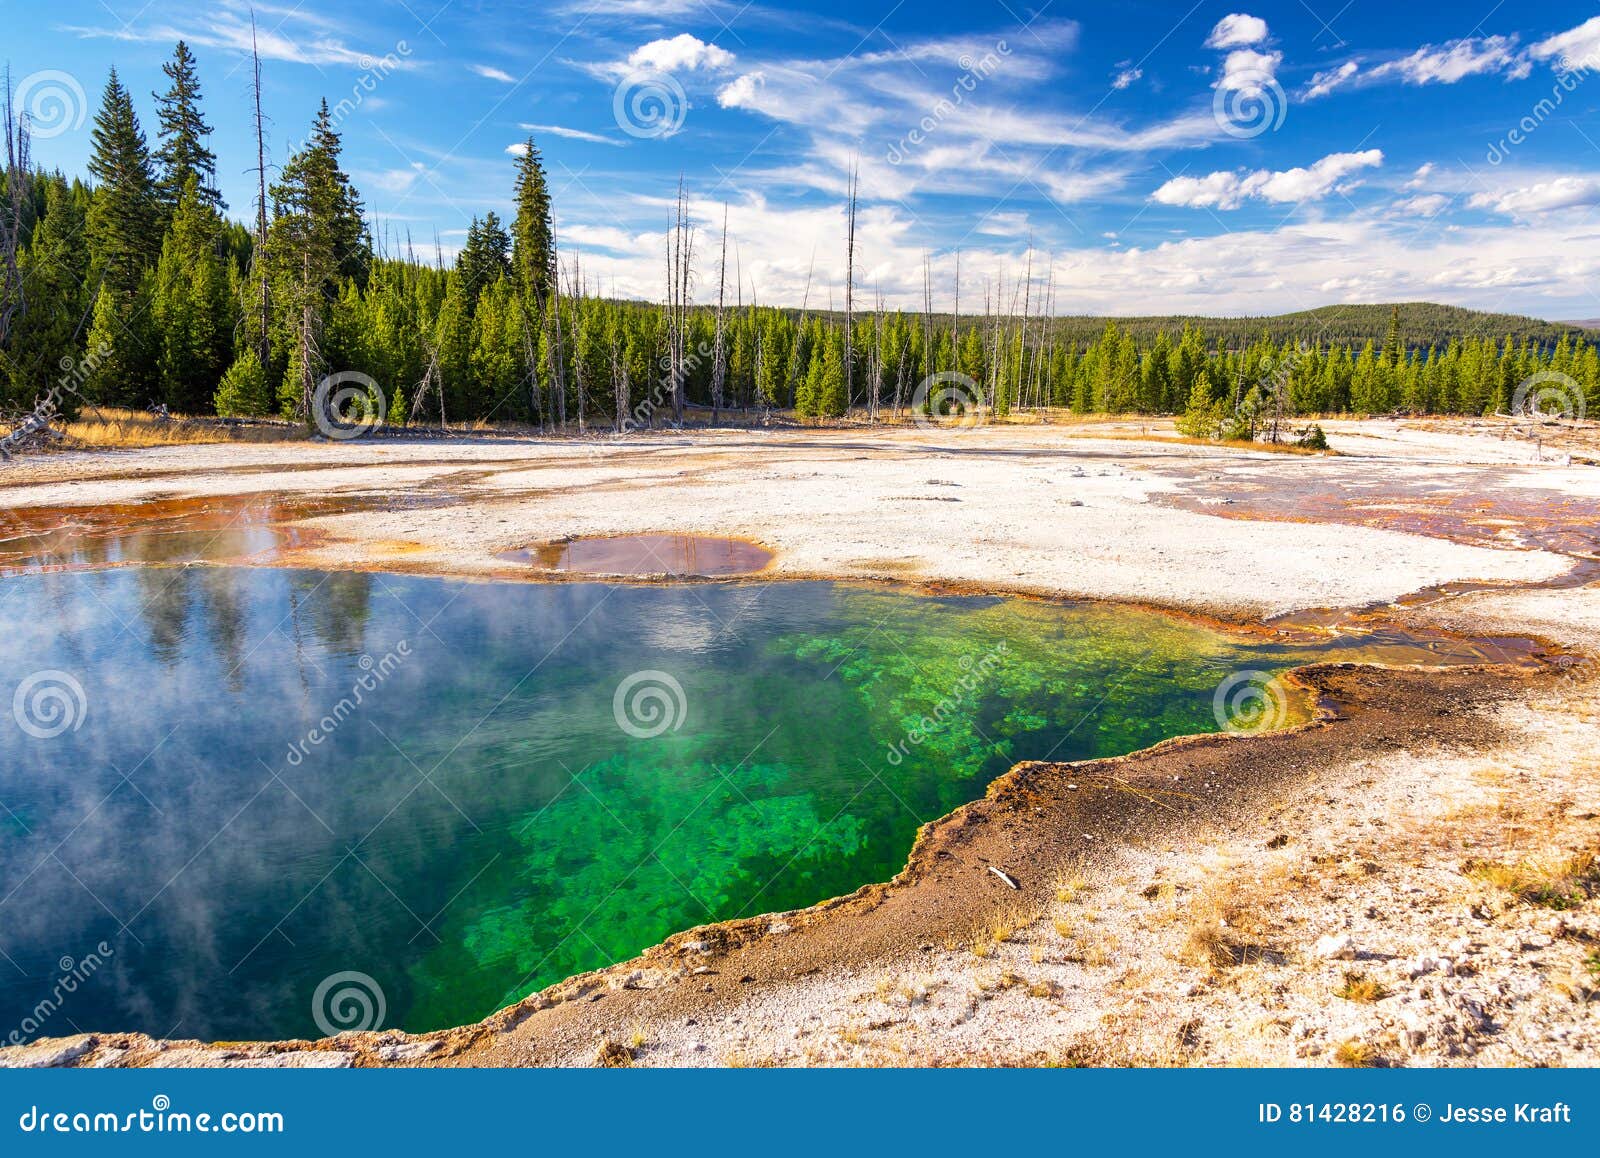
[153, 41, 222, 212]
[1381, 304, 1402, 368]
[151, 177, 233, 411]
[817, 330, 848, 417]
[3, 179, 89, 407]
[214, 347, 272, 416]
[456, 211, 512, 307]
[87, 68, 162, 295]
[510, 139, 554, 309]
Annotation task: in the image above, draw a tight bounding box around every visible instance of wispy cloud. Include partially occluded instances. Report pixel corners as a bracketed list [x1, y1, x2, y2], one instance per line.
[470, 63, 517, 83]
[62, 1, 405, 68]
[1302, 35, 1529, 99]
[518, 123, 627, 147]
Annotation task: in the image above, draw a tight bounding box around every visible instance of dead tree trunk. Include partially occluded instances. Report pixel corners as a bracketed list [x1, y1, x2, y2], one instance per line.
[711, 203, 727, 425]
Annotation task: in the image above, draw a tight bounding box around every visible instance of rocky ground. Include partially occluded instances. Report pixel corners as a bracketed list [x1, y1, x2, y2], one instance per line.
[0, 416, 1595, 1068]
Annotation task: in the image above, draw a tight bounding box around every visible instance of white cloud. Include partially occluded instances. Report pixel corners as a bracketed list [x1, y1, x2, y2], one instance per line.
[1111, 66, 1143, 90]
[1303, 61, 1358, 99]
[550, 193, 1600, 317]
[520, 122, 627, 146]
[1152, 170, 1255, 210]
[1366, 36, 1526, 85]
[1529, 16, 1600, 71]
[1152, 150, 1384, 210]
[1470, 176, 1600, 215]
[1303, 35, 1530, 100]
[1404, 163, 1435, 191]
[1217, 48, 1282, 92]
[627, 33, 735, 73]
[717, 72, 765, 109]
[1206, 14, 1269, 49]
[471, 64, 516, 83]
[1392, 194, 1449, 217]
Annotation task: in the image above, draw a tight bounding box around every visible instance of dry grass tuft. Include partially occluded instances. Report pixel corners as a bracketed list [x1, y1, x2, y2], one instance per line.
[594, 1039, 634, 1067]
[1332, 1039, 1381, 1067]
[61, 408, 302, 448]
[1464, 849, 1598, 910]
[1334, 972, 1388, 1003]
[1055, 874, 1088, 904]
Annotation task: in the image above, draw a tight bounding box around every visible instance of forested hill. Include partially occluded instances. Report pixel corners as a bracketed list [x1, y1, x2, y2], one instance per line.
[802, 304, 1595, 351]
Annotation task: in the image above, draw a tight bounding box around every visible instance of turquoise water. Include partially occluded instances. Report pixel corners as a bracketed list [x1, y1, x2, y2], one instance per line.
[0, 569, 1499, 1043]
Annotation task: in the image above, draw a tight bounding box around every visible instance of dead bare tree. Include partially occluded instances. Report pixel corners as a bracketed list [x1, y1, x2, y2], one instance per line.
[410, 339, 445, 427]
[711, 203, 728, 424]
[664, 178, 696, 428]
[566, 246, 586, 433]
[610, 328, 629, 433]
[548, 223, 568, 428]
[0, 69, 28, 348]
[842, 160, 858, 414]
[248, 13, 271, 373]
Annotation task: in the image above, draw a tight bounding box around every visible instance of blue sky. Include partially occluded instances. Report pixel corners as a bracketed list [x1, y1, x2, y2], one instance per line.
[8, 0, 1600, 318]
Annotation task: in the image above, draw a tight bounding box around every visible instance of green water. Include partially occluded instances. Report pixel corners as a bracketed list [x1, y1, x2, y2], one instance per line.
[0, 569, 1495, 1042]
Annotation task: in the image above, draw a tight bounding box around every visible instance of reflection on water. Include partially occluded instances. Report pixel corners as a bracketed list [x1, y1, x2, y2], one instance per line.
[0, 492, 456, 576]
[0, 569, 1540, 1044]
[499, 534, 775, 577]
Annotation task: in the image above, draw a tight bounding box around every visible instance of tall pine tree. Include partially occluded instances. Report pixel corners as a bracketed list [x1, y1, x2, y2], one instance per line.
[153, 41, 222, 213]
[87, 68, 161, 295]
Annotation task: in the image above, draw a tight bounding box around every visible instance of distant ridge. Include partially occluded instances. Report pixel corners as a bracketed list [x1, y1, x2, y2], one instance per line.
[1043, 303, 1593, 349]
[789, 302, 1594, 349]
